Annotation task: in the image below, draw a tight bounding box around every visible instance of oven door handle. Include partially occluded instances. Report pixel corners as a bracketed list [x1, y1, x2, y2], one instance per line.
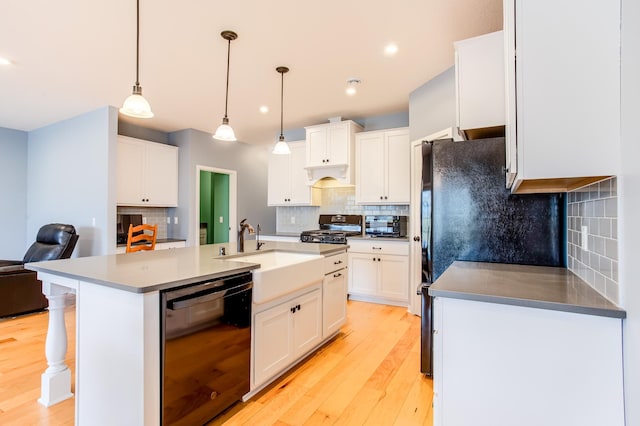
[167, 282, 252, 310]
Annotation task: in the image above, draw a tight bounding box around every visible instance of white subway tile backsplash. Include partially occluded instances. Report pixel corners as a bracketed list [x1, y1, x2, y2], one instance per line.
[568, 177, 619, 304]
[117, 207, 169, 239]
[275, 186, 409, 233]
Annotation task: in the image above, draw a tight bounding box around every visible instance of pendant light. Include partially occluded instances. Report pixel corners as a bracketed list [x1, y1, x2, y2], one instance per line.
[213, 31, 238, 141]
[120, 0, 153, 118]
[272, 66, 291, 155]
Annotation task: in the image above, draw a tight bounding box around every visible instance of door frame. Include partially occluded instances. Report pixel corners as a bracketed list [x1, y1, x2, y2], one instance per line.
[195, 165, 237, 246]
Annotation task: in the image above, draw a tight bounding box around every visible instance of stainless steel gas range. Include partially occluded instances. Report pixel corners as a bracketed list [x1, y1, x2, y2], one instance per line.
[300, 214, 363, 244]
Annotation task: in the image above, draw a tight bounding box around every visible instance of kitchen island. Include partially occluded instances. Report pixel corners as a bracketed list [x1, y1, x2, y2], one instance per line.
[26, 241, 346, 425]
[429, 261, 626, 426]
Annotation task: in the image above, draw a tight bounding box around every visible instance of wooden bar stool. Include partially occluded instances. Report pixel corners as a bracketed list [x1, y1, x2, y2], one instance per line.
[126, 224, 157, 253]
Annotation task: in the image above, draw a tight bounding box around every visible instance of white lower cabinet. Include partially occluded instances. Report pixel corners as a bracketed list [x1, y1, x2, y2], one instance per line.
[253, 288, 322, 387]
[433, 297, 624, 426]
[347, 239, 409, 305]
[322, 252, 348, 338]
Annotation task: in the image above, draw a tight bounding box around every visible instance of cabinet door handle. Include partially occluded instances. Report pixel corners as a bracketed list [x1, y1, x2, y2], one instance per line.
[380, 196, 383, 200]
[384, 196, 388, 200]
[372, 257, 376, 261]
[377, 258, 381, 262]
[372, 247, 382, 250]
[334, 260, 342, 265]
[297, 304, 301, 311]
[291, 307, 296, 313]
[333, 272, 342, 278]
[413, 236, 421, 242]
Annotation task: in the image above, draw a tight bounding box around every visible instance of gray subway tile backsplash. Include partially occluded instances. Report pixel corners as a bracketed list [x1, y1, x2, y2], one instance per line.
[567, 177, 619, 305]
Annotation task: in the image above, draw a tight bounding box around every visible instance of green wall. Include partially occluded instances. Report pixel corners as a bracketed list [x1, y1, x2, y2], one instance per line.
[199, 171, 229, 244]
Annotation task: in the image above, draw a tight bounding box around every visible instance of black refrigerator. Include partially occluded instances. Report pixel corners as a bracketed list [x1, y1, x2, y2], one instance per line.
[420, 137, 565, 375]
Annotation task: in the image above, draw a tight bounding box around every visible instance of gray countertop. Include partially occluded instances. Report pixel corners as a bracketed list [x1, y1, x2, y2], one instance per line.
[26, 241, 346, 294]
[347, 235, 409, 242]
[429, 261, 626, 319]
[116, 238, 186, 248]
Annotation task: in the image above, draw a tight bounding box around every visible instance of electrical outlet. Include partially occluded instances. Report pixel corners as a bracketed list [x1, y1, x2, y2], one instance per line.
[291, 216, 296, 224]
[219, 216, 224, 223]
[581, 225, 588, 250]
[142, 217, 147, 224]
[167, 217, 170, 224]
[91, 217, 96, 226]
[174, 217, 178, 225]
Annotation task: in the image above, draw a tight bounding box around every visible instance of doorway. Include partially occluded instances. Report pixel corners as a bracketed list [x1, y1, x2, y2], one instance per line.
[196, 166, 237, 246]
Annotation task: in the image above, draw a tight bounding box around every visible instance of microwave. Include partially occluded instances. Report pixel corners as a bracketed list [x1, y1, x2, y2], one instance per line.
[364, 215, 407, 238]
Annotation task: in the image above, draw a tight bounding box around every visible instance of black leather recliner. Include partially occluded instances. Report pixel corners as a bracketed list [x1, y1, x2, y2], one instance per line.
[0, 224, 79, 317]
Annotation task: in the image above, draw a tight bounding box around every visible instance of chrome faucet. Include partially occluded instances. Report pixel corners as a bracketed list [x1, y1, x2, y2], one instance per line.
[256, 224, 265, 250]
[237, 218, 254, 253]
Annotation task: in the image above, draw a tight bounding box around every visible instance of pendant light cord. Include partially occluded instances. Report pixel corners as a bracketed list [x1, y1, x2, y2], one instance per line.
[280, 70, 284, 139]
[135, 0, 140, 87]
[224, 38, 231, 119]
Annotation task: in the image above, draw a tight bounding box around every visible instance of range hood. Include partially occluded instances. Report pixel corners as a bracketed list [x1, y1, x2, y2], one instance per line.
[304, 163, 350, 185]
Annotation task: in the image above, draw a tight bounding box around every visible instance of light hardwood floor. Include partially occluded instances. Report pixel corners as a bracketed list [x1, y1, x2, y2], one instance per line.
[0, 301, 433, 425]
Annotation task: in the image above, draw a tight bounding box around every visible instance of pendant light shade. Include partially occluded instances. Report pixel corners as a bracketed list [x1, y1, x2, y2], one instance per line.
[213, 31, 238, 141]
[120, 0, 153, 118]
[273, 66, 291, 155]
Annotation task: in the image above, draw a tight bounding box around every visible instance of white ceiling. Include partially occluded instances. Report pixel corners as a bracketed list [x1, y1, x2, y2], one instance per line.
[0, 0, 503, 145]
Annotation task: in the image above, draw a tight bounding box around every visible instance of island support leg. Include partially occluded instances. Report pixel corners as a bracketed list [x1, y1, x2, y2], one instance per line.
[38, 282, 74, 407]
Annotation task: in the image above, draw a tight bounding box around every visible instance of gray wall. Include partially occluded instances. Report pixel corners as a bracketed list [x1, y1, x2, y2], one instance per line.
[27, 106, 117, 256]
[0, 127, 28, 258]
[621, 0, 640, 422]
[409, 66, 456, 141]
[169, 128, 275, 246]
[119, 121, 170, 144]
[356, 111, 409, 131]
[282, 112, 410, 143]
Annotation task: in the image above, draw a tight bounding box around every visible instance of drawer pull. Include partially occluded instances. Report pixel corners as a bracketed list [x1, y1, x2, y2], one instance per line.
[333, 273, 342, 278]
[334, 260, 343, 265]
[372, 247, 382, 250]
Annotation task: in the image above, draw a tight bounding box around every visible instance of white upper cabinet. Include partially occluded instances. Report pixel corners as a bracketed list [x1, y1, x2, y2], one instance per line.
[504, 0, 621, 193]
[268, 141, 320, 206]
[455, 31, 505, 139]
[304, 120, 362, 184]
[116, 136, 178, 207]
[356, 128, 410, 205]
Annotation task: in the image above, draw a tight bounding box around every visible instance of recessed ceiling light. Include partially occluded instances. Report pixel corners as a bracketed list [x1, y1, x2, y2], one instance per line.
[384, 43, 398, 56]
[0, 57, 12, 65]
[259, 106, 269, 114]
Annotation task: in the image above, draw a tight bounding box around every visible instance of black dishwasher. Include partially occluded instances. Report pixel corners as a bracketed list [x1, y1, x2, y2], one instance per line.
[160, 271, 252, 425]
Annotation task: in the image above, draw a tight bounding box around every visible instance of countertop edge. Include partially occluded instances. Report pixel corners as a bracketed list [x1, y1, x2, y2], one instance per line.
[429, 288, 626, 319]
[28, 262, 261, 294]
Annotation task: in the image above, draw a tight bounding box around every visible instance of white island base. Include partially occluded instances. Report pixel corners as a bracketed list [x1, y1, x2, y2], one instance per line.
[37, 272, 162, 424]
